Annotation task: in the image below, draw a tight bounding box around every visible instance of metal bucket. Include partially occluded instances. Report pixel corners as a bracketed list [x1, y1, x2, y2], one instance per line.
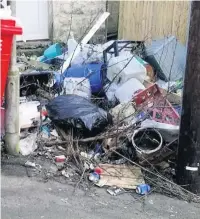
[132, 127, 163, 156]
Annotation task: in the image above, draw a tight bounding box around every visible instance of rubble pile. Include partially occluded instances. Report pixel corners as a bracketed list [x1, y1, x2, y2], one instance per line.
[2, 16, 193, 200]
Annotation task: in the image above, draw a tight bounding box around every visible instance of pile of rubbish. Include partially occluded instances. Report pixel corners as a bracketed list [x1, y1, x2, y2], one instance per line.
[2, 13, 192, 200]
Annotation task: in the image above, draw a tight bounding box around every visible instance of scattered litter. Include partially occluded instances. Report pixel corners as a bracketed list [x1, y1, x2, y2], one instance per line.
[50, 129, 59, 137]
[107, 187, 124, 196]
[89, 172, 100, 183]
[112, 158, 127, 165]
[136, 184, 151, 195]
[10, 28, 189, 202]
[55, 155, 66, 163]
[61, 170, 69, 178]
[20, 133, 38, 156]
[55, 155, 66, 170]
[25, 161, 36, 168]
[94, 167, 103, 175]
[25, 161, 41, 169]
[67, 32, 78, 56]
[40, 125, 50, 139]
[61, 198, 70, 205]
[81, 152, 93, 160]
[156, 161, 170, 170]
[43, 43, 62, 61]
[94, 143, 103, 155]
[96, 164, 144, 189]
[148, 199, 154, 205]
[135, 56, 155, 82]
[49, 164, 58, 174]
[57, 146, 66, 151]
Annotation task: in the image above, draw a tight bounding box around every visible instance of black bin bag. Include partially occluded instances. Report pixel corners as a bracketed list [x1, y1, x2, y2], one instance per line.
[46, 95, 112, 136]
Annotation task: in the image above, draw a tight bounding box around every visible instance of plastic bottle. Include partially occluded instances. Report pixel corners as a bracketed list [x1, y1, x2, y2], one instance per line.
[67, 32, 79, 56]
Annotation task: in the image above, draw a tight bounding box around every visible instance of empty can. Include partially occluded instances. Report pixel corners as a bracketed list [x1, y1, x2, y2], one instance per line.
[88, 172, 100, 183]
[136, 184, 150, 195]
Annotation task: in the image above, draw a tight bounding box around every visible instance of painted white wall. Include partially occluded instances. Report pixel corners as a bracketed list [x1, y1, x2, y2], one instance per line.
[16, 0, 49, 41]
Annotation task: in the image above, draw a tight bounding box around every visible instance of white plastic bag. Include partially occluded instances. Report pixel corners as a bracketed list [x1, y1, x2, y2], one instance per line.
[62, 77, 91, 99]
[104, 83, 119, 103]
[67, 32, 79, 56]
[20, 133, 37, 156]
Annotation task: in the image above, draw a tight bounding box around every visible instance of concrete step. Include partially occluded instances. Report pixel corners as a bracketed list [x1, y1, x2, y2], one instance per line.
[17, 40, 52, 57]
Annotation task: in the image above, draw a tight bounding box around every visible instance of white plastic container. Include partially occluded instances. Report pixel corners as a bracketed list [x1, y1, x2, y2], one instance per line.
[62, 77, 91, 99]
[19, 101, 40, 129]
[115, 78, 145, 103]
[107, 54, 147, 85]
[67, 32, 79, 55]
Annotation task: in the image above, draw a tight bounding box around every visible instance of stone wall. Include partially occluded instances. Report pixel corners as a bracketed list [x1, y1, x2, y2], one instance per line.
[52, 0, 107, 44]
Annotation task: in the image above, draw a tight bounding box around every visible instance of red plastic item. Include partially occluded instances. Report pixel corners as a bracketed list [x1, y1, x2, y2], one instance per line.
[55, 155, 66, 163]
[94, 167, 103, 175]
[0, 19, 22, 104]
[132, 84, 180, 126]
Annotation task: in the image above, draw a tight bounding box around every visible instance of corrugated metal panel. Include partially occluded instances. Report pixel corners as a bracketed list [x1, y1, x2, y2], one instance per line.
[118, 1, 190, 45]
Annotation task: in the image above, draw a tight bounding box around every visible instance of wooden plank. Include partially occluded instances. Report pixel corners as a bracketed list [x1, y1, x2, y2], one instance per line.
[118, 1, 189, 45]
[172, 1, 190, 44]
[118, 0, 124, 39]
[96, 164, 144, 189]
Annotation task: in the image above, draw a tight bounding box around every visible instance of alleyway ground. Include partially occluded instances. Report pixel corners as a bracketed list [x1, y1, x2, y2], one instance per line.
[1, 157, 200, 219]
